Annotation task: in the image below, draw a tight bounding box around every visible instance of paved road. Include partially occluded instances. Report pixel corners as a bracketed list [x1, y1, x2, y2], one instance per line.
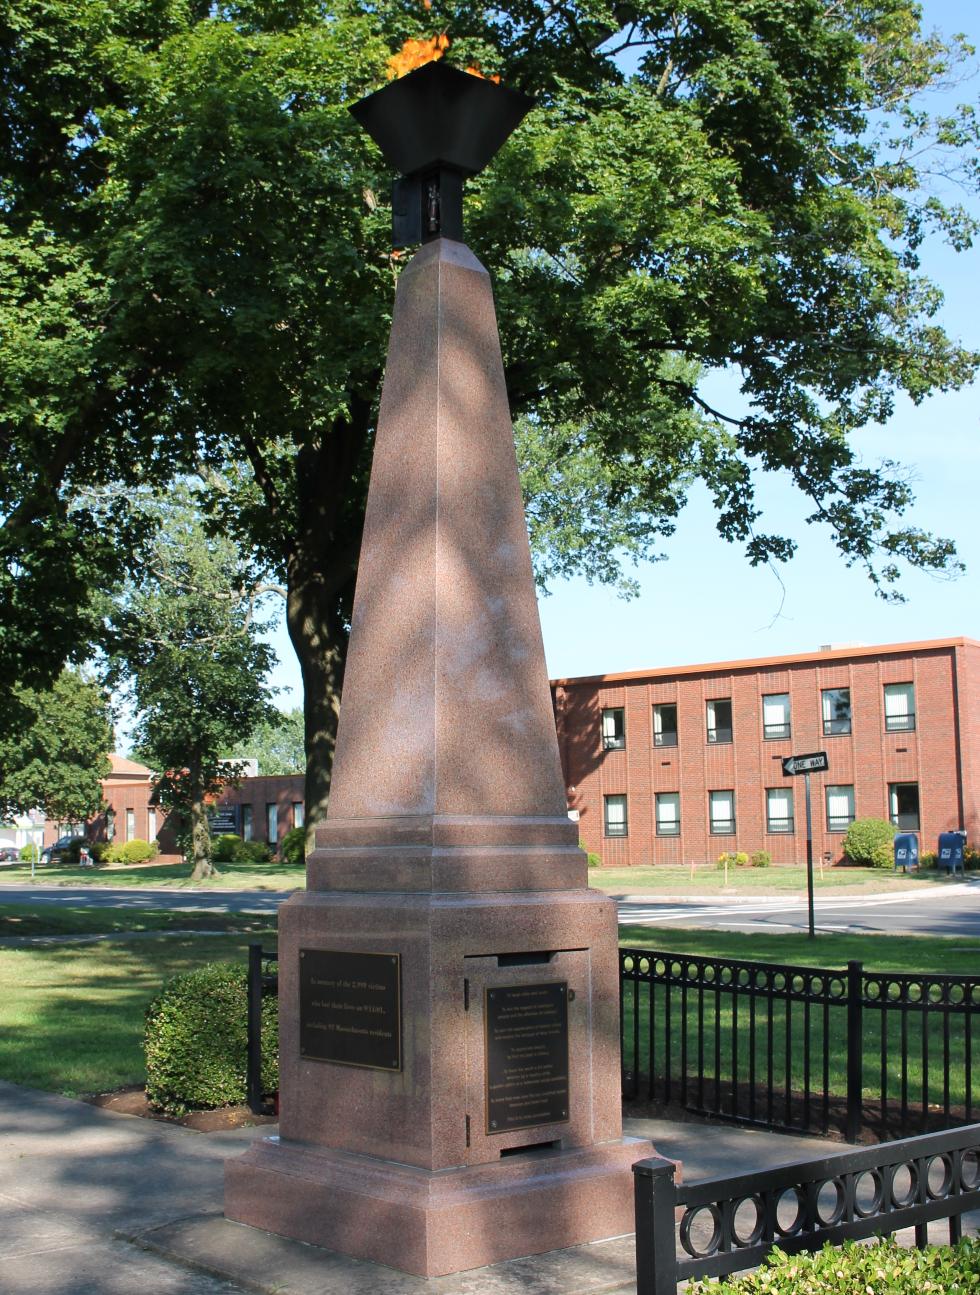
[2, 879, 980, 937]
[616, 880, 980, 937]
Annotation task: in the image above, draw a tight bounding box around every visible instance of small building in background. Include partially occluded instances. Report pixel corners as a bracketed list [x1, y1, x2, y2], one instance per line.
[212, 774, 305, 848]
[551, 637, 980, 868]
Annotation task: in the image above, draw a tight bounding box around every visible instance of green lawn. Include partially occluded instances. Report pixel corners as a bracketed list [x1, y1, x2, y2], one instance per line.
[0, 930, 276, 1096]
[593, 863, 962, 894]
[0, 859, 305, 890]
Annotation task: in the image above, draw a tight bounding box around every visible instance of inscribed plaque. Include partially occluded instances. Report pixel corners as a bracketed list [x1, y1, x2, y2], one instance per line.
[299, 949, 401, 1071]
[485, 981, 569, 1134]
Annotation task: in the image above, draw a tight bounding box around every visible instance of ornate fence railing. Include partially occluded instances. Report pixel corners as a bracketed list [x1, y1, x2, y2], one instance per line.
[620, 949, 980, 1141]
[633, 1122, 980, 1295]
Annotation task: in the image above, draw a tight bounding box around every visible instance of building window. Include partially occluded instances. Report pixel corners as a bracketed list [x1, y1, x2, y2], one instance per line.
[125, 809, 135, 842]
[766, 787, 794, 834]
[148, 809, 157, 841]
[709, 790, 736, 835]
[889, 783, 920, 831]
[822, 688, 852, 736]
[266, 803, 278, 844]
[826, 785, 855, 832]
[242, 805, 253, 841]
[653, 703, 678, 748]
[762, 693, 791, 740]
[884, 683, 916, 732]
[604, 794, 628, 837]
[601, 707, 626, 750]
[655, 793, 680, 837]
[706, 699, 733, 745]
[293, 802, 304, 830]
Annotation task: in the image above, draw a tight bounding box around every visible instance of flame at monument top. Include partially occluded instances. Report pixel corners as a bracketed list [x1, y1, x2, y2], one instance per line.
[386, 31, 500, 82]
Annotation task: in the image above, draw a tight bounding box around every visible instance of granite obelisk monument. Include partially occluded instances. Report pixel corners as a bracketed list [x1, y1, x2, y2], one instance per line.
[225, 59, 654, 1278]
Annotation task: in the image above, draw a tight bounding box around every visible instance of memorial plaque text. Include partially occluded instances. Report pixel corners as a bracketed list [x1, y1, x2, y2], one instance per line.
[299, 949, 401, 1071]
[485, 981, 569, 1134]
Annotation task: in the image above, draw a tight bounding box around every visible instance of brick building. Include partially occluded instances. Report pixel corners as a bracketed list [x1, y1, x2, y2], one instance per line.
[212, 774, 305, 847]
[551, 637, 980, 868]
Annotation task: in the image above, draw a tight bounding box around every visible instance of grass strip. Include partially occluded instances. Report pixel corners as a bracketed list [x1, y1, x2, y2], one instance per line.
[594, 863, 967, 894]
[0, 859, 305, 890]
[0, 932, 276, 1096]
[0, 902, 277, 939]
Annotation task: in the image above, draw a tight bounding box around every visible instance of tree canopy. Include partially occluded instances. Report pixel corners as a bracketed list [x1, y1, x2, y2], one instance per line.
[110, 489, 278, 876]
[0, 669, 112, 824]
[2, 0, 977, 819]
[228, 708, 306, 776]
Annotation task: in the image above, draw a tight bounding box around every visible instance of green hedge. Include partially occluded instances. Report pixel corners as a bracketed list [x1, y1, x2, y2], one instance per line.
[842, 817, 896, 867]
[144, 962, 278, 1116]
[105, 838, 157, 864]
[212, 833, 246, 862]
[280, 825, 305, 867]
[690, 1237, 980, 1294]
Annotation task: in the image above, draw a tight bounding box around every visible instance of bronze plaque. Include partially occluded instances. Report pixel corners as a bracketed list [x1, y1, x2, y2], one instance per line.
[485, 981, 569, 1134]
[299, 949, 401, 1071]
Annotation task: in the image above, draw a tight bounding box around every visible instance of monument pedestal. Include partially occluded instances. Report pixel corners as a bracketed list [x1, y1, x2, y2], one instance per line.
[225, 237, 655, 1275]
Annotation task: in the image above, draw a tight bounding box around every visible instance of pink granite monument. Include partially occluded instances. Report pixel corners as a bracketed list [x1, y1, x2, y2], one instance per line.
[225, 60, 654, 1278]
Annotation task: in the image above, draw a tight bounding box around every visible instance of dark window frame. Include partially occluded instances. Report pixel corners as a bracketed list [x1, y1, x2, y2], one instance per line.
[766, 788, 795, 834]
[825, 784, 855, 833]
[603, 793, 628, 838]
[762, 693, 791, 742]
[821, 687, 852, 737]
[883, 683, 916, 733]
[889, 781, 921, 831]
[706, 698, 733, 746]
[653, 702, 678, 748]
[709, 790, 736, 835]
[601, 706, 626, 751]
[655, 792, 681, 837]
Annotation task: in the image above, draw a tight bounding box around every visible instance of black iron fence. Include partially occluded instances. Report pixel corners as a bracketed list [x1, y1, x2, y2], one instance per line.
[246, 942, 278, 1115]
[621, 949, 980, 1141]
[633, 1122, 980, 1295]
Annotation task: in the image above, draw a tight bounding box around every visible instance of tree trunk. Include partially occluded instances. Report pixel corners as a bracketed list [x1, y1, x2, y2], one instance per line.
[287, 568, 352, 850]
[187, 759, 215, 880]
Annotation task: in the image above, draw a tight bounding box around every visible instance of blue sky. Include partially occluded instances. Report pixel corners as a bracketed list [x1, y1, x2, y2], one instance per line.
[266, 0, 979, 702]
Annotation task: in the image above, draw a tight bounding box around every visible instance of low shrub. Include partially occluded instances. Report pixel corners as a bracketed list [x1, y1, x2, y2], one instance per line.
[749, 850, 771, 868]
[18, 843, 36, 862]
[716, 851, 749, 869]
[579, 842, 603, 868]
[279, 826, 305, 867]
[965, 846, 980, 870]
[211, 833, 246, 863]
[144, 962, 278, 1116]
[870, 840, 895, 869]
[920, 849, 937, 868]
[239, 840, 273, 863]
[689, 1236, 980, 1295]
[842, 817, 896, 866]
[110, 833, 155, 865]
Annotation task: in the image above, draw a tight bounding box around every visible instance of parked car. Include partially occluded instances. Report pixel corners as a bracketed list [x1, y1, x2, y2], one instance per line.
[40, 835, 88, 865]
[0, 846, 19, 863]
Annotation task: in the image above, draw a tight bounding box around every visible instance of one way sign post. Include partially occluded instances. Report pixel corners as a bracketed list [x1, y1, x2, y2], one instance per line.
[782, 751, 829, 938]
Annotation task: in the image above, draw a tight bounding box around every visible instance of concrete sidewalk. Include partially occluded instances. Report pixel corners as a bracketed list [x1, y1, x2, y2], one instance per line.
[0, 1081, 973, 1295]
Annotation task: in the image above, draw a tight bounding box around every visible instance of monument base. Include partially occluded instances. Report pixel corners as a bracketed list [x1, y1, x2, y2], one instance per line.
[225, 1134, 652, 1278]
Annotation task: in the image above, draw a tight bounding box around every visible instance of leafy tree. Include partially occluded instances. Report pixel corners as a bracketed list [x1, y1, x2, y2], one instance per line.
[111, 490, 278, 879]
[227, 708, 306, 776]
[3, 0, 978, 828]
[0, 670, 111, 825]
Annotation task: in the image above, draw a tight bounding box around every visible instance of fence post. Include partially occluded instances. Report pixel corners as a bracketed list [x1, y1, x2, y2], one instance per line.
[633, 1156, 678, 1295]
[845, 960, 863, 1143]
[247, 942, 264, 1115]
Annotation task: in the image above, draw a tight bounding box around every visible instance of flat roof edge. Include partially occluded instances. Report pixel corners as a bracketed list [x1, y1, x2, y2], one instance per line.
[550, 636, 980, 689]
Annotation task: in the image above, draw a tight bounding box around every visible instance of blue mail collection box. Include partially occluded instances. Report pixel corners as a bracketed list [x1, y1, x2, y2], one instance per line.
[894, 833, 919, 872]
[938, 831, 965, 874]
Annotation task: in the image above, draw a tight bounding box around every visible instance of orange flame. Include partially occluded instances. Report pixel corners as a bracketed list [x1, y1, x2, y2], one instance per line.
[387, 32, 450, 79]
[386, 30, 501, 82]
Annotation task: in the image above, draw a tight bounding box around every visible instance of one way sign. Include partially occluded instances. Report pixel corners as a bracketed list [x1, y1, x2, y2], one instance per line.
[782, 751, 829, 777]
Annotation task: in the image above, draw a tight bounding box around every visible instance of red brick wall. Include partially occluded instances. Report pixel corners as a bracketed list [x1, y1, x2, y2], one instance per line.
[216, 775, 305, 847]
[553, 641, 978, 868]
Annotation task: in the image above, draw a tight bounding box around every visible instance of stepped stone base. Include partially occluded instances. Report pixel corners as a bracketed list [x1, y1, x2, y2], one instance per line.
[225, 1135, 652, 1278]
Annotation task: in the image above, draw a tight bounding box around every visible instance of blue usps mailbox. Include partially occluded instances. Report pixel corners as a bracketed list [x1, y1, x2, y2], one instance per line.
[937, 831, 965, 874]
[894, 832, 919, 872]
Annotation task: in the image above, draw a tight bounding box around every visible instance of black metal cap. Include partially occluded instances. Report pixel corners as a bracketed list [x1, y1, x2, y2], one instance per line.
[350, 60, 534, 178]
